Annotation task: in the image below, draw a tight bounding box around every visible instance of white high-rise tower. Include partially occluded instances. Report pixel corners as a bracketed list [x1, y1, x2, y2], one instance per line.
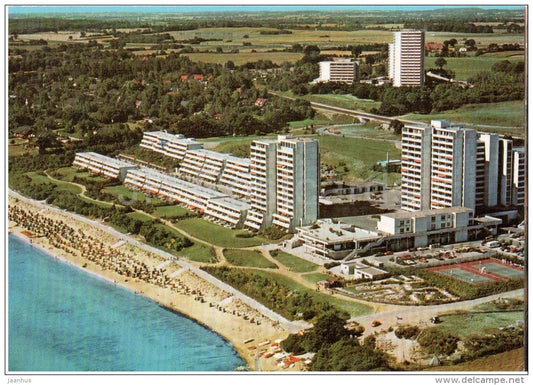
[389, 29, 425, 87]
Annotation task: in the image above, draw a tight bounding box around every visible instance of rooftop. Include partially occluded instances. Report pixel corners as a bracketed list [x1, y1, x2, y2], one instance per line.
[77, 152, 137, 169]
[299, 219, 379, 242]
[382, 206, 472, 219]
[209, 196, 251, 211]
[130, 167, 227, 198]
[144, 131, 200, 144]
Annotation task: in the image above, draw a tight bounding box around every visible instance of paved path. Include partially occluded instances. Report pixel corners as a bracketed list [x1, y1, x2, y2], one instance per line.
[351, 288, 524, 337]
[9, 189, 309, 333]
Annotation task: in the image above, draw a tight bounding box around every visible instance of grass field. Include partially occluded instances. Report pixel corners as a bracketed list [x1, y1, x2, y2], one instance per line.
[425, 55, 524, 81]
[270, 250, 318, 273]
[337, 123, 400, 140]
[425, 348, 525, 372]
[317, 134, 400, 182]
[435, 311, 524, 339]
[26, 172, 82, 194]
[248, 269, 373, 317]
[53, 166, 108, 183]
[104, 185, 166, 206]
[126, 211, 153, 222]
[224, 249, 278, 269]
[8, 140, 37, 157]
[152, 205, 194, 219]
[174, 218, 270, 248]
[177, 243, 216, 263]
[301, 272, 332, 284]
[306, 94, 381, 112]
[402, 100, 525, 132]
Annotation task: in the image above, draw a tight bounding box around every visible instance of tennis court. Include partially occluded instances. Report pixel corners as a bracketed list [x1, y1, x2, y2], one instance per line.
[482, 263, 524, 280]
[437, 268, 494, 284]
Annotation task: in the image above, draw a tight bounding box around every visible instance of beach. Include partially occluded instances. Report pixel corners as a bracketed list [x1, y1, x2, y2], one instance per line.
[8, 194, 303, 372]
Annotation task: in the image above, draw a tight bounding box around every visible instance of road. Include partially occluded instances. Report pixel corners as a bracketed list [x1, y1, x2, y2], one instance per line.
[351, 288, 524, 337]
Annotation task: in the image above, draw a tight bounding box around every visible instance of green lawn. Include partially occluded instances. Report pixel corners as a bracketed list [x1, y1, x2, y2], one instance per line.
[301, 272, 332, 285]
[270, 250, 318, 273]
[307, 94, 381, 112]
[174, 217, 271, 248]
[402, 101, 525, 134]
[152, 205, 194, 219]
[104, 185, 166, 206]
[181, 52, 304, 66]
[425, 55, 524, 81]
[26, 172, 82, 194]
[249, 269, 373, 317]
[435, 311, 524, 338]
[178, 243, 217, 263]
[317, 134, 400, 182]
[126, 211, 153, 222]
[224, 249, 278, 269]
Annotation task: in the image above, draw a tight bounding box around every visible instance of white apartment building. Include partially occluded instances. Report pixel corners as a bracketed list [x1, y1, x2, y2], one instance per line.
[512, 148, 525, 206]
[316, 59, 359, 84]
[498, 138, 514, 206]
[272, 136, 319, 231]
[245, 139, 278, 231]
[73, 152, 138, 181]
[179, 149, 230, 185]
[401, 123, 432, 211]
[205, 196, 250, 228]
[377, 207, 501, 248]
[218, 155, 251, 198]
[124, 168, 226, 213]
[429, 120, 477, 211]
[476, 133, 499, 208]
[140, 131, 203, 161]
[389, 29, 425, 87]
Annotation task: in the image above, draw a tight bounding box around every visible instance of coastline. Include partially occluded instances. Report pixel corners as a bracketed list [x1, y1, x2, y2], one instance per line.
[8, 195, 296, 372]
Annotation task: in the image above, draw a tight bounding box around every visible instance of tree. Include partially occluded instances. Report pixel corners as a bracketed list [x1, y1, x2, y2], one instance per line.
[435, 57, 447, 70]
[35, 131, 60, 154]
[225, 60, 235, 70]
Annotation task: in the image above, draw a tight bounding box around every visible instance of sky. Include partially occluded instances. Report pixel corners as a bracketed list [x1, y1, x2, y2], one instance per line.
[7, 4, 525, 15]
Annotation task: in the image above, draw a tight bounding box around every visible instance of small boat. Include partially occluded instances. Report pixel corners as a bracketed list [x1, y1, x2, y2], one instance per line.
[243, 338, 254, 344]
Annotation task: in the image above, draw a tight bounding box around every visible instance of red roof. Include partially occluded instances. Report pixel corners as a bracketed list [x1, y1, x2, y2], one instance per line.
[425, 43, 443, 51]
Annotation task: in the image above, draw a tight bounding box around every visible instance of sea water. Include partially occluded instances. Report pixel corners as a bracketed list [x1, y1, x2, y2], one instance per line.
[8, 235, 246, 371]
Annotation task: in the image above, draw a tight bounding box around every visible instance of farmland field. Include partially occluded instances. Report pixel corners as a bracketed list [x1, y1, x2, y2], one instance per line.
[181, 52, 304, 66]
[425, 55, 524, 81]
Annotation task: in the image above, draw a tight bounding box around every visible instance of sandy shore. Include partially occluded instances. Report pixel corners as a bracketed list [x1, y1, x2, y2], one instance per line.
[8, 195, 303, 372]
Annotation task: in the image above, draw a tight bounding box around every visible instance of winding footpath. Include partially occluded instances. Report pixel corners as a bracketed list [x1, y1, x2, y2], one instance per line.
[8, 189, 309, 333]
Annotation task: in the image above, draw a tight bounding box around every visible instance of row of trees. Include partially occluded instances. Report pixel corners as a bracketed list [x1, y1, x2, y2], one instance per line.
[202, 266, 344, 321]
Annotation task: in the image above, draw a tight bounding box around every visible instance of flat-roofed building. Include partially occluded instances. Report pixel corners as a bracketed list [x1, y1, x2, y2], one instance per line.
[498, 138, 514, 206]
[124, 168, 227, 213]
[316, 59, 359, 84]
[297, 219, 380, 259]
[430, 120, 478, 211]
[512, 148, 525, 206]
[140, 131, 203, 160]
[179, 149, 230, 185]
[205, 196, 250, 228]
[73, 152, 138, 181]
[476, 133, 499, 208]
[218, 155, 251, 198]
[272, 136, 319, 231]
[340, 261, 388, 280]
[401, 123, 432, 211]
[389, 30, 425, 87]
[377, 207, 501, 249]
[245, 139, 278, 231]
